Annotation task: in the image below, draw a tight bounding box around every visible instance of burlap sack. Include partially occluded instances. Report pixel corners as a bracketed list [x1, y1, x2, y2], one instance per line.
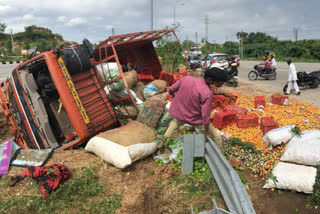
[132, 81, 145, 101]
[124, 70, 137, 89]
[145, 80, 167, 94]
[118, 105, 137, 116]
[97, 121, 156, 146]
[137, 92, 168, 129]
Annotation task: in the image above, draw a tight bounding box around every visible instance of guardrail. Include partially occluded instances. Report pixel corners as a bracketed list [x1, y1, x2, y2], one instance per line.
[182, 134, 256, 214]
[1, 61, 22, 65]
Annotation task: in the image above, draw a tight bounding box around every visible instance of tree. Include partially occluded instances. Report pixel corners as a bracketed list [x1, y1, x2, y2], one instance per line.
[6, 39, 12, 53]
[0, 23, 6, 33]
[182, 40, 195, 50]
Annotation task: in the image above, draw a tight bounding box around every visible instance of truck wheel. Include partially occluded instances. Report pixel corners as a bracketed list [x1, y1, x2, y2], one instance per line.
[248, 71, 258, 80]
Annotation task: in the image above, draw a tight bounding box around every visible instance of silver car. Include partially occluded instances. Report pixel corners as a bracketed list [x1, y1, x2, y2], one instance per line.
[202, 53, 229, 69]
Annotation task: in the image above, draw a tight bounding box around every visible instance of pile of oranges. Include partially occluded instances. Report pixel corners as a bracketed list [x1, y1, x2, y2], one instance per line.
[220, 94, 320, 176]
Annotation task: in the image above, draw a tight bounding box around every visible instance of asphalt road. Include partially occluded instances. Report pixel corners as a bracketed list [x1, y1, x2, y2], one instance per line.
[0, 61, 319, 106]
[238, 60, 320, 106]
[0, 63, 17, 81]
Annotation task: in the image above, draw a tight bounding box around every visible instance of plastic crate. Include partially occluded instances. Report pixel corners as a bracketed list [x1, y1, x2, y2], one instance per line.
[236, 113, 259, 128]
[260, 117, 279, 135]
[271, 94, 288, 105]
[212, 108, 236, 129]
[211, 100, 225, 112]
[226, 105, 248, 115]
[228, 94, 238, 105]
[159, 70, 174, 86]
[137, 74, 155, 85]
[179, 67, 188, 76]
[213, 95, 230, 106]
[254, 96, 266, 108]
[173, 73, 183, 81]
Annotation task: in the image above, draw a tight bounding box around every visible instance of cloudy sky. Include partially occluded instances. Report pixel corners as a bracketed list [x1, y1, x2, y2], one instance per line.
[0, 0, 319, 44]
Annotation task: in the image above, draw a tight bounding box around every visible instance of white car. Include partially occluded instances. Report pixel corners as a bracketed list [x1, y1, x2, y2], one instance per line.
[202, 53, 229, 70]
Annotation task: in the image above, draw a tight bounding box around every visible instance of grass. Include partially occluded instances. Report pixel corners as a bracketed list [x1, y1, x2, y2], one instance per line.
[168, 163, 223, 213]
[0, 166, 121, 214]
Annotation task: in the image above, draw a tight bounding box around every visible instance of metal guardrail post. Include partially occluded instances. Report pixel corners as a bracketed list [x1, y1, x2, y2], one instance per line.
[182, 134, 205, 174]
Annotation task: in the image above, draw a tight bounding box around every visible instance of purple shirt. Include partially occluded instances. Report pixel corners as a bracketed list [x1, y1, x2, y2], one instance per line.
[168, 76, 213, 125]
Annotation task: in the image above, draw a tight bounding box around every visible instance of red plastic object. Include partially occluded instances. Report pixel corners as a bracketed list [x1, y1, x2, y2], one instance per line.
[228, 94, 238, 105]
[271, 94, 288, 105]
[137, 74, 155, 85]
[213, 95, 229, 106]
[236, 113, 259, 128]
[254, 96, 266, 108]
[173, 73, 183, 81]
[179, 67, 187, 76]
[211, 100, 226, 112]
[159, 70, 174, 86]
[65, 133, 76, 142]
[260, 117, 279, 135]
[226, 105, 248, 115]
[212, 104, 236, 129]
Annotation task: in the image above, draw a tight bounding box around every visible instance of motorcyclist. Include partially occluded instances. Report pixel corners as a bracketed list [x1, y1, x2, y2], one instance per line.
[260, 56, 272, 73]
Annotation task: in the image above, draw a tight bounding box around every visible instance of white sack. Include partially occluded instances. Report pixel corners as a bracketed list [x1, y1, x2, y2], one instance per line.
[85, 136, 157, 169]
[262, 125, 295, 147]
[280, 130, 320, 166]
[263, 162, 317, 194]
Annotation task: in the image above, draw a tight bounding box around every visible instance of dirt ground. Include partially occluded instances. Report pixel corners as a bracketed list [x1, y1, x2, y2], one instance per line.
[2, 150, 221, 214]
[0, 81, 319, 214]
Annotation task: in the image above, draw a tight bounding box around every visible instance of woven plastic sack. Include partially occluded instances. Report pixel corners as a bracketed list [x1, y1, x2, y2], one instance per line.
[280, 130, 320, 166]
[262, 125, 295, 147]
[143, 84, 159, 98]
[263, 162, 316, 194]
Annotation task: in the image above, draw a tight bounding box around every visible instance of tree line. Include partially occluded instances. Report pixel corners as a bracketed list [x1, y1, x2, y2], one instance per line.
[182, 31, 320, 62]
[0, 23, 65, 56]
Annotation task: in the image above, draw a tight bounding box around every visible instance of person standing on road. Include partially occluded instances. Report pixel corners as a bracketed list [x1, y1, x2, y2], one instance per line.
[161, 68, 230, 147]
[285, 59, 300, 95]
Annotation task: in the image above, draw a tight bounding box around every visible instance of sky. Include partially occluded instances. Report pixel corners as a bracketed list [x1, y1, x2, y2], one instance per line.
[0, 0, 319, 44]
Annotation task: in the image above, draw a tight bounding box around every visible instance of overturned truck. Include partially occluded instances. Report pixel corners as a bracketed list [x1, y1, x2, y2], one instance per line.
[0, 29, 187, 150]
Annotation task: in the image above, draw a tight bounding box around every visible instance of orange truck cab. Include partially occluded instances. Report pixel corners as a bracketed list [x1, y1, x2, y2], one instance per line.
[0, 30, 187, 150]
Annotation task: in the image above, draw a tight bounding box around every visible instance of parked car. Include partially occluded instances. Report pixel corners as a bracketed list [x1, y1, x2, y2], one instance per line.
[202, 53, 229, 69]
[188, 55, 202, 64]
[233, 55, 240, 67]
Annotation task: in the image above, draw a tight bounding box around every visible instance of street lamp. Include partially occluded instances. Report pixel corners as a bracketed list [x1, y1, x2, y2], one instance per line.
[173, 3, 184, 26]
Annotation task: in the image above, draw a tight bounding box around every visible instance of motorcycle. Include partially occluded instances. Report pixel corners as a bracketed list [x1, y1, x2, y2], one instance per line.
[190, 61, 201, 71]
[248, 64, 277, 80]
[283, 70, 320, 92]
[223, 61, 238, 87]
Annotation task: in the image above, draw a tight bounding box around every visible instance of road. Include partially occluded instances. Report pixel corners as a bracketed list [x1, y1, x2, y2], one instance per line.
[0, 63, 17, 81]
[0, 61, 319, 106]
[237, 60, 320, 106]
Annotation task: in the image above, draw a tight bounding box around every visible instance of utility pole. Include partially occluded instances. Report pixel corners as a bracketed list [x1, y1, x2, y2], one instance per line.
[112, 28, 115, 36]
[10, 28, 14, 53]
[293, 27, 300, 41]
[241, 37, 243, 58]
[195, 32, 198, 44]
[205, 15, 208, 42]
[150, 0, 153, 30]
[213, 40, 216, 50]
[186, 34, 188, 50]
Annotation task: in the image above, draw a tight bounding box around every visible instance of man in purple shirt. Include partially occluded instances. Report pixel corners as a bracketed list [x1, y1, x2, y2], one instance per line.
[164, 68, 230, 140]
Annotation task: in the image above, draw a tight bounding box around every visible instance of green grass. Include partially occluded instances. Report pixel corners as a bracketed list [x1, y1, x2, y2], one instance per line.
[0, 166, 121, 214]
